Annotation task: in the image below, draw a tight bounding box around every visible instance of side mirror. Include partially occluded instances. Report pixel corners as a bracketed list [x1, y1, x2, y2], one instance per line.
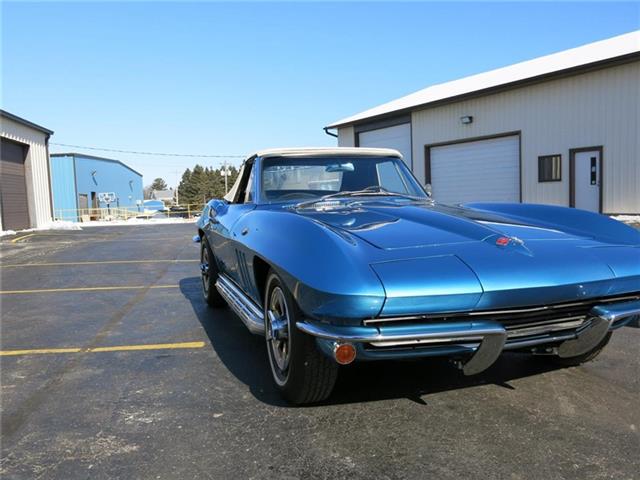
[208, 199, 227, 223]
[424, 183, 433, 198]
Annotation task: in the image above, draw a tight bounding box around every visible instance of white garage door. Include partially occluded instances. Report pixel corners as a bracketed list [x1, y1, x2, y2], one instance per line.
[358, 123, 412, 167]
[430, 135, 520, 204]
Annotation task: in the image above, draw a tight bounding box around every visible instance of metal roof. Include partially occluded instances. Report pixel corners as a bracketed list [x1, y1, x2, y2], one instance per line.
[51, 153, 143, 178]
[327, 30, 640, 129]
[0, 109, 54, 136]
[152, 189, 175, 200]
[254, 147, 402, 159]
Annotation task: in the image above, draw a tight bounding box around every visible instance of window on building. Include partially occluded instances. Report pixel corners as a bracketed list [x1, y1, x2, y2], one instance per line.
[538, 155, 562, 182]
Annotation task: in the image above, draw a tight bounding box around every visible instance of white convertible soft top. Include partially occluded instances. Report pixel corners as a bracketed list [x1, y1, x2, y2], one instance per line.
[253, 147, 403, 159]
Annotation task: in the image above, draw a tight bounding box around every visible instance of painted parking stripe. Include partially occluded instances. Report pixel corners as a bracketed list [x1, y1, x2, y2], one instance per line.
[0, 341, 206, 357]
[8, 234, 189, 244]
[9, 233, 37, 243]
[0, 285, 181, 295]
[1, 259, 198, 268]
[8, 232, 105, 243]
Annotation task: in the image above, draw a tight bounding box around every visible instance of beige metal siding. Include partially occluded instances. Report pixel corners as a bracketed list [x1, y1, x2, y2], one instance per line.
[0, 117, 52, 228]
[337, 126, 355, 147]
[411, 61, 640, 213]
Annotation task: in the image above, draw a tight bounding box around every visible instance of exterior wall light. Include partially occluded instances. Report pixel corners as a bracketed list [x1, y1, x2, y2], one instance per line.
[460, 116, 473, 124]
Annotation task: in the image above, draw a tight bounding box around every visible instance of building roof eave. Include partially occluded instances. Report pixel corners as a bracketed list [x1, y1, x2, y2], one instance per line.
[0, 109, 54, 136]
[326, 31, 640, 130]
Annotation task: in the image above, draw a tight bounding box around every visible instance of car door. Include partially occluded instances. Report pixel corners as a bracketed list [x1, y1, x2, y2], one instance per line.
[206, 161, 257, 286]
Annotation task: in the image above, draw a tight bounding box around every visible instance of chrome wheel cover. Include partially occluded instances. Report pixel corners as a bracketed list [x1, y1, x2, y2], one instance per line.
[200, 245, 210, 295]
[266, 286, 291, 383]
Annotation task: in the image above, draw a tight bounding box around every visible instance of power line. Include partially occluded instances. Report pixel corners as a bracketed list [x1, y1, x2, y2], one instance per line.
[49, 142, 246, 158]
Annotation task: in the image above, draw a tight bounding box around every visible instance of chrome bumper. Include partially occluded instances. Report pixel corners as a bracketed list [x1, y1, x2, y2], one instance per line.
[297, 300, 640, 375]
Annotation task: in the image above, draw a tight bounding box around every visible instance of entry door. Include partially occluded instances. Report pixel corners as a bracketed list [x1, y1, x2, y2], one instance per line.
[573, 149, 601, 212]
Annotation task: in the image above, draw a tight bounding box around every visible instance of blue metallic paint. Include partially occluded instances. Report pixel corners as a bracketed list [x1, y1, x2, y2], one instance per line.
[198, 155, 640, 364]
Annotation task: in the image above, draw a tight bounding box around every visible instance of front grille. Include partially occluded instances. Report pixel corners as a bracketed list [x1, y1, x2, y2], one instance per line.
[362, 293, 639, 352]
[364, 292, 640, 328]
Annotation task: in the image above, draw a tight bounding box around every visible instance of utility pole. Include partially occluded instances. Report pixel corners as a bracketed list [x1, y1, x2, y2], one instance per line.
[221, 160, 230, 194]
[173, 170, 180, 205]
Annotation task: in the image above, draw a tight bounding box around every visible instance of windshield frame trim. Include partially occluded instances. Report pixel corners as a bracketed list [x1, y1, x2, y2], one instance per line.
[257, 155, 428, 206]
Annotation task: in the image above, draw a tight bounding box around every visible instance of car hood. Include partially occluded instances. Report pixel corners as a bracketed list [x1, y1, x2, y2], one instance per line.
[297, 201, 589, 249]
[296, 201, 640, 314]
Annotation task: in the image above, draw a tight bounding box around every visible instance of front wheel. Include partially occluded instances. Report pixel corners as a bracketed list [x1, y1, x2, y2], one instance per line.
[264, 271, 338, 404]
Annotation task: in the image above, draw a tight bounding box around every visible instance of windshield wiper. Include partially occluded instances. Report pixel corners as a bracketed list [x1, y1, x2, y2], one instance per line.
[294, 186, 425, 209]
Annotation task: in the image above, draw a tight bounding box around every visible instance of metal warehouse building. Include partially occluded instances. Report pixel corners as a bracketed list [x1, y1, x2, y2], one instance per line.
[326, 31, 639, 214]
[0, 110, 54, 231]
[50, 153, 144, 221]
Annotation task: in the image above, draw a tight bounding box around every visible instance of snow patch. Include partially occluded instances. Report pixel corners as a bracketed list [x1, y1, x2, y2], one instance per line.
[80, 217, 196, 227]
[1, 220, 81, 237]
[612, 215, 640, 224]
[1, 217, 194, 237]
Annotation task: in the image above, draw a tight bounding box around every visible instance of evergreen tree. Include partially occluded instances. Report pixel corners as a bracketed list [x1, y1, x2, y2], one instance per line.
[150, 178, 168, 191]
[177, 163, 241, 206]
[177, 168, 195, 205]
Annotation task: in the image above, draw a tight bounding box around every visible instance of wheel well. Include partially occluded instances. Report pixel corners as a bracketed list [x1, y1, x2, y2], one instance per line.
[253, 256, 270, 305]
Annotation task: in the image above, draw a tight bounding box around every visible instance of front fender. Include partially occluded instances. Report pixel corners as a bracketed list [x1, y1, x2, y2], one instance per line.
[233, 208, 386, 322]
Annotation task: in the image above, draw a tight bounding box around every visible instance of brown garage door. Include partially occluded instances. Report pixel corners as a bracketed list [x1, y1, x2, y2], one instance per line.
[1, 137, 30, 230]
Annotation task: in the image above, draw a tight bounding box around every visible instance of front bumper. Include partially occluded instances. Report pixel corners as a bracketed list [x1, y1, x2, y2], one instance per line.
[296, 299, 640, 375]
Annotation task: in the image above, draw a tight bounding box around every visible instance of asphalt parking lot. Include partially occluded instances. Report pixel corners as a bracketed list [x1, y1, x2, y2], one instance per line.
[1, 223, 638, 480]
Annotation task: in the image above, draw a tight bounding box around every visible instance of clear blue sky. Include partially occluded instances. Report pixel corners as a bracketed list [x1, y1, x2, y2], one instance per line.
[2, 1, 638, 187]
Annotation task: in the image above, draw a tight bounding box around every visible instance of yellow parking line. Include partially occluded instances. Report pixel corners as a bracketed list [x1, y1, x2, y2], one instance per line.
[7, 234, 187, 244]
[10, 233, 37, 243]
[0, 347, 82, 356]
[0, 285, 180, 295]
[0, 341, 205, 357]
[1, 259, 198, 268]
[89, 341, 205, 353]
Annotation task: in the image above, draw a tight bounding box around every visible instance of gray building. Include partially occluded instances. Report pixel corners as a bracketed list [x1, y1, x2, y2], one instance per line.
[326, 31, 639, 214]
[0, 110, 54, 231]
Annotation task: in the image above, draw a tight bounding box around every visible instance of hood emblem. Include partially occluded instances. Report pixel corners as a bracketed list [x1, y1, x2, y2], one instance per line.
[495, 236, 524, 247]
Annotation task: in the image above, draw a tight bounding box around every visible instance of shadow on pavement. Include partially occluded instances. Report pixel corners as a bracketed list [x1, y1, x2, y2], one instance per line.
[180, 276, 565, 407]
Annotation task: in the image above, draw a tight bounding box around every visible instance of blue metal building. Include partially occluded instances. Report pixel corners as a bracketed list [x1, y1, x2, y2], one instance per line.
[50, 153, 144, 221]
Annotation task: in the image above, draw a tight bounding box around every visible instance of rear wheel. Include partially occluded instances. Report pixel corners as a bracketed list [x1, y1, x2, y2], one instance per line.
[200, 236, 226, 307]
[264, 271, 338, 404]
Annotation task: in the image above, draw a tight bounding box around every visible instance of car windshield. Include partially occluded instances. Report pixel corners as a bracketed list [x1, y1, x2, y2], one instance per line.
[260, 156, 427, 203]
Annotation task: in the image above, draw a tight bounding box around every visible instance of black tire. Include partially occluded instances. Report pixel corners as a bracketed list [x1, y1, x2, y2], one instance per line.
[200, 236, 226, 307]
[264, 271, 338, 405]
[551, 331, 612, 367]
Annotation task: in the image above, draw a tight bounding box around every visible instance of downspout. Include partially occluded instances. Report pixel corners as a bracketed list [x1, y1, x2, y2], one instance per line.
[45, 133, 55, 221]
[323, 127, 338, 138]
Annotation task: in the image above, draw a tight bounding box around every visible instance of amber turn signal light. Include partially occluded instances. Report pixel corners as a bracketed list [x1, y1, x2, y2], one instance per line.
[334, 343, 357, 365]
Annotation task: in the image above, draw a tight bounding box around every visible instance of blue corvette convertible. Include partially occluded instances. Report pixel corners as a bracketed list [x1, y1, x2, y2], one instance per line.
[195, 147, 640, 404]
